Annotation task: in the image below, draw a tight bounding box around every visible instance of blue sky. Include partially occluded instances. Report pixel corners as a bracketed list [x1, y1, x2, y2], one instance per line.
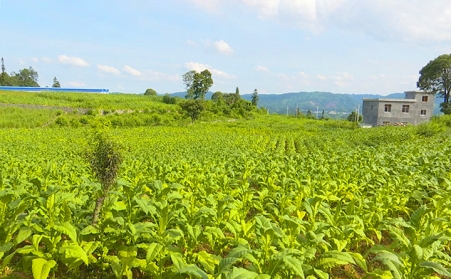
[1, 0, 451, 95]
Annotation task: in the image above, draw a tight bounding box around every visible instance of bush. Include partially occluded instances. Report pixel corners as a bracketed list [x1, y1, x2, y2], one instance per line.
[415, 122, 446, 137]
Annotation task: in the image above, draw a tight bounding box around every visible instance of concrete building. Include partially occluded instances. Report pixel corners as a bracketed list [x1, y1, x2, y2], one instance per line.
[362, 91, 434, 127]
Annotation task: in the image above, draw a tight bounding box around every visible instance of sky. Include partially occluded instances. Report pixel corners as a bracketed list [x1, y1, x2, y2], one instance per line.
[1, 0, 451, 95]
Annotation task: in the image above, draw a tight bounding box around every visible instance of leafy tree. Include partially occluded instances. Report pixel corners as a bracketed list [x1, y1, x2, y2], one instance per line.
[162, 93, 177, 104]
[183, 69, 213, 100]
[251, 89, 259, 106]
[10, 66, 39, 87]
[211, 91, 223, 102]
[235, 87, 240, 96]
[347, 111, 362, 122]
[179, 99, 205, 122]
[417, 54, 451, 113]
[1, 57, 5, 74]
[144, 88, 157, 96]
[0, 57, 13, 86]
[52, 77, 61, 88]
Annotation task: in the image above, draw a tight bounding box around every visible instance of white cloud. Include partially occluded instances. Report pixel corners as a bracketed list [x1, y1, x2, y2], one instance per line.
[58, 55, 89, 67]
[299, 71, 309, 78]
[317, 74, 327, 80]
[214, 40, 234, 54]
[98, 64, 121, 75]
[255, 65, 269, 72]
[123, 65, 142, 77]
[68, 81, 85, 87]
[185, 62, 235, 79]
[332, 72, 354, 87]
[237, 0, 451, 43]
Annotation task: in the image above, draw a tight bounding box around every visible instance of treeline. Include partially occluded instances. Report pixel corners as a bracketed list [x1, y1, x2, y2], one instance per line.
[0, 57, 40, 87]
[0, 57, 61, 87]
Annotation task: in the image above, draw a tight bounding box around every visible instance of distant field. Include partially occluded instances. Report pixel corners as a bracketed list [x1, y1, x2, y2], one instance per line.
[0, 90, 178, 111]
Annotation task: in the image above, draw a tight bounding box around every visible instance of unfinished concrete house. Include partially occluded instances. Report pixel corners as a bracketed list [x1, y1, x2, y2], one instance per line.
[362, 91, 434, 127]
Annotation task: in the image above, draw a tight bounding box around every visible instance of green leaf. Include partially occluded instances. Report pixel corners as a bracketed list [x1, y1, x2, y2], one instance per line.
[62, 242, 89, 265]
[146, 243, 163, 263]
[225, 267, 260, 279]
[177, 265, 209, 279]
[419, 262, 451, 277]
[80, 225, 99, 235]
[349, 252, 367, 272]
[16, 227, 33, 245]
[217, 256, 239, 275]
[373, 252, 403, 279]
[318, 251, 356, 269]
[54, 222, 77, 241]
[32, 258, 56, 279]
[313, 268, 329, 279]
[283, 256, 305, 279]
[195, 250, 219, 274]
[0, 242, 14, 259]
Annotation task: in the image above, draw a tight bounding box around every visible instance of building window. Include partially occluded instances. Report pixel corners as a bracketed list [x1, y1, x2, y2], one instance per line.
[371, 105, 373, 110]
[422, 96, 428, 102]
[420, 110, 427, 116]
[402, 105, 410, 113]
[384, 104, 391, 112]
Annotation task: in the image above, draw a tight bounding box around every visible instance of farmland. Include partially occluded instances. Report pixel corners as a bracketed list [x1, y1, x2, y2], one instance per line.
[1, 91, 451, 278]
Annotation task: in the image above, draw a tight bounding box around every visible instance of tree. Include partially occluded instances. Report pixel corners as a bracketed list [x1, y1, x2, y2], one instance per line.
[251, 89, 259, 106]
[417, 54, 451, 113]
[0, 58, 13, 86]
[211, 91, 223, 102]
[144, 88, 157, 96]
[52, 77, 61, 88]
[347, 111, 362, 122]
[179, 99, 205, 122]
[1, 57, 5, 74]
[235, 87, 240, 96]
[183, 69, 213, 100]
[10, 67, 39, 87]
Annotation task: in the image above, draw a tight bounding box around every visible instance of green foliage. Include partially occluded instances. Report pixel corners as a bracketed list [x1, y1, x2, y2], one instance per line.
[347, 111, 362, 122]
[162, 93, 177, 104]
[52, 77, 60, 88]
[183, 70, 213, 100]
[417, 54, 451, 111]
[1, 99, 451, 278]
[252, 89, 259, 106]
[144, 88, 157, 96]
[179, 99, 205, 122]
[86, 132, 123, 226]
[10, 67, 40, 87]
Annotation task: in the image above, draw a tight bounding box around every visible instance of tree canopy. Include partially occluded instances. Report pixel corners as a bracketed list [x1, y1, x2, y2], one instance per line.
[10, 67, 40, 87]
[417, 54, 451, 113]
[144, 88, 157, 96]
[251, 89, 259, 106]
[183, 70, 213, 100]
[52, 77, 61, 88]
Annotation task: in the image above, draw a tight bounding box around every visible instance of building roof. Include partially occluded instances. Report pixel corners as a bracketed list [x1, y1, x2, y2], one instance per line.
[363, 98, 416, 103]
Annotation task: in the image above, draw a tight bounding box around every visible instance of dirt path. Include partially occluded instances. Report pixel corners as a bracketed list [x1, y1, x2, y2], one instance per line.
[0, 103, 89, 114]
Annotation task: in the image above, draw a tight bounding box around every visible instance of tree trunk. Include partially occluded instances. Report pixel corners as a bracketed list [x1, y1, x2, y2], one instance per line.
[92, 195, 106, 226]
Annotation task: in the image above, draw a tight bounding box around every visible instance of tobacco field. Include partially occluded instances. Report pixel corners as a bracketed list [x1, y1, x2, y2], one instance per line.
[0, 123, 451, 279]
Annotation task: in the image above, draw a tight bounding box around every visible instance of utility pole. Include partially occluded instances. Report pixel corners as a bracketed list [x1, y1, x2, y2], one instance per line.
[316, 107, 319, 119]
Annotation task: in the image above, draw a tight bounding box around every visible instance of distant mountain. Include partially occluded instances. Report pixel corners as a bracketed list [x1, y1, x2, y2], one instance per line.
[169, 91, 442, 118]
